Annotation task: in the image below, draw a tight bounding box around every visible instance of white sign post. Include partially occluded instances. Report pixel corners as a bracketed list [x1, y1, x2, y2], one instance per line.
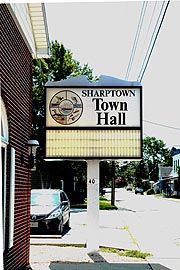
[87, 160, 100, 253]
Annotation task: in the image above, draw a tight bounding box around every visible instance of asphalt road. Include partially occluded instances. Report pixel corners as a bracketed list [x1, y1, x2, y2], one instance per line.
[110, 188, 180, 258]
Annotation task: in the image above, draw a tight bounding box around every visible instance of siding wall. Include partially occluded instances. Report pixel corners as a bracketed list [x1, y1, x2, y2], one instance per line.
[1, 4, 32, 270]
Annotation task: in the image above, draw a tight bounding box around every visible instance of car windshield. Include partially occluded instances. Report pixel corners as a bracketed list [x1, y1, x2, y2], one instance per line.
[31, 193, 59, 206]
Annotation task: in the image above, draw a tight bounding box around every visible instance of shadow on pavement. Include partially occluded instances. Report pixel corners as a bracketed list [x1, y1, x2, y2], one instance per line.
[49, 261, 172, 270]
[117, 207, 136, 213]
[49, 252, 172, 270]
[88, 252, 108, 262]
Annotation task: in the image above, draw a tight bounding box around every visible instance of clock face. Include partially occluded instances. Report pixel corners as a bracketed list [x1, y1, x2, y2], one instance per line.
[49, 90, 83, 125]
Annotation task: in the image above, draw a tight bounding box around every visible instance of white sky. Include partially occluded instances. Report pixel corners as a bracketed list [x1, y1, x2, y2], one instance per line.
[45, 1, 180, 149]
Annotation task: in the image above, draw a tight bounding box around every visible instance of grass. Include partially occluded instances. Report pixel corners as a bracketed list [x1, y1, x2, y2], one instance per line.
[120, 225, 138, 245]
[71, 196, 118, 210]
[121, 225, 130, 231]
[40, 243, 152, 259]
[100, 246, 152, 259]
[99, 199, 118, 210]
[70, 203, 87, 209]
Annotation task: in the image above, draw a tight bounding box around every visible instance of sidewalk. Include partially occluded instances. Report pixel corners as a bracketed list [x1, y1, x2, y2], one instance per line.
[30, 209, 179, 270]
[30, 245, 152, 270]
[30, 244, 179, 270]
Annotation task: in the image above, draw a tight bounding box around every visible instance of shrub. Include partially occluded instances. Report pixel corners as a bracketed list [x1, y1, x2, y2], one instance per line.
[146, 188, 155, 195]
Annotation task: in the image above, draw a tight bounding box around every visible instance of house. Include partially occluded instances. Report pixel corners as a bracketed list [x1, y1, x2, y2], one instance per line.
[1, 3, 49, 269]
[171, 146, 180, 196]
[154, 166, 173, 195]
[153, 147, 180, 196]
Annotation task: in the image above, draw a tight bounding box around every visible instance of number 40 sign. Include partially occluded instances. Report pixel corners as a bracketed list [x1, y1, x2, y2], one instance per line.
[88, 179, 96, 184]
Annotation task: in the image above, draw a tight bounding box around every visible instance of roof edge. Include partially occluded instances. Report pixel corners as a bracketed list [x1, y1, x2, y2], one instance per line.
[46, 75, 142, 87]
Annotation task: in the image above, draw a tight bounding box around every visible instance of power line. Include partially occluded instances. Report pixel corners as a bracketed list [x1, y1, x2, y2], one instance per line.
[137, 0, 169, 81]
[125, 1, 148, 80]
[133, 1, 158, 77]
[143, 119, 180, 131]
[137, 0, 170, 82]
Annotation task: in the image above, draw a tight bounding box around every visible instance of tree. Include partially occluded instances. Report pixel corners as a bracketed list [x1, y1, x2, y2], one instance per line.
[119, 161, 138, 184]
[73, 63, 99, 81]
[100, 161, 112, 189]
[46, 41, 98, 81]
[143, 137, 172, 181]
[32, 58, 49, 139]
[117, 137, 172, 188]
[47, 41, 80, 81]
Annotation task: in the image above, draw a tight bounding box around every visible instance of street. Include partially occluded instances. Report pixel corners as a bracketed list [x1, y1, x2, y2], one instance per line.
[105, 188, 180, 257]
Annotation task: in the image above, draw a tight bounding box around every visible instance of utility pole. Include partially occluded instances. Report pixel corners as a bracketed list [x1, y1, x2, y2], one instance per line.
[111, 161, 115, 205]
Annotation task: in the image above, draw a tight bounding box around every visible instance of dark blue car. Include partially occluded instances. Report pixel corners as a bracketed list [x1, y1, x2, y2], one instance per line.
[30, 189, 70, 234]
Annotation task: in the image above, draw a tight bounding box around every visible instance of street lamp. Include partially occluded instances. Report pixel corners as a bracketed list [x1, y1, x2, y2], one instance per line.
[27, 139, 39, 169]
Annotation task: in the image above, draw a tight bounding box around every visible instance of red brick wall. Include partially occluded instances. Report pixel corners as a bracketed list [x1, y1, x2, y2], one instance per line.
[1, 4, 32, 270]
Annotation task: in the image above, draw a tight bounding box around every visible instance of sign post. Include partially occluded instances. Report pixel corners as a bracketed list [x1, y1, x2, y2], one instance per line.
[87, 160, 100, 252]
[45, 75, 142, 253]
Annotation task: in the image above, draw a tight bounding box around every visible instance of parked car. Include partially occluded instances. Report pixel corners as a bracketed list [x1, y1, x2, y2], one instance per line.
[126, 185, 133, 191]
[135, 187, 144, 195]
[30, 189, 70, 234]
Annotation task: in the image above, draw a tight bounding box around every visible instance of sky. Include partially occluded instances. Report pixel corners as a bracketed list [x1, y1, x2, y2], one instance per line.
[45, 0, 180, 149]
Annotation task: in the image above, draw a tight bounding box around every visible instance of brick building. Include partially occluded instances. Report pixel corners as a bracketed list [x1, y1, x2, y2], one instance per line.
[0, 4, 49, 269]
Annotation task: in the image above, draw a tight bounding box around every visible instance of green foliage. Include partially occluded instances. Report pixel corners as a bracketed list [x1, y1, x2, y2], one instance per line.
[100, 161, 113, 188]
[32, 58, 49, 137]
[99, 198, 118, 210]
[47, 41, 79, 81]
[119, 161, 138, 184]
[135, 159, 147, 181]
[143, 136, 172, 181]
[143, 137, 172, 166]
[123, 249, 152, 259]
[71, 197, 118, 210]
[117, 137, 172, 187]
[146, 188, 155, 195]
[100, 247, 152, 259]
[72, 63, 99, 81]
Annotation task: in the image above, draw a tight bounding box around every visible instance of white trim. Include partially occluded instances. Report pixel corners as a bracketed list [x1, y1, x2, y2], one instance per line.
[6, 3, 50, 58]
[9, 148, 15, 249]
[0, 148, 5, 269]
[7, 3, 36, 56]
